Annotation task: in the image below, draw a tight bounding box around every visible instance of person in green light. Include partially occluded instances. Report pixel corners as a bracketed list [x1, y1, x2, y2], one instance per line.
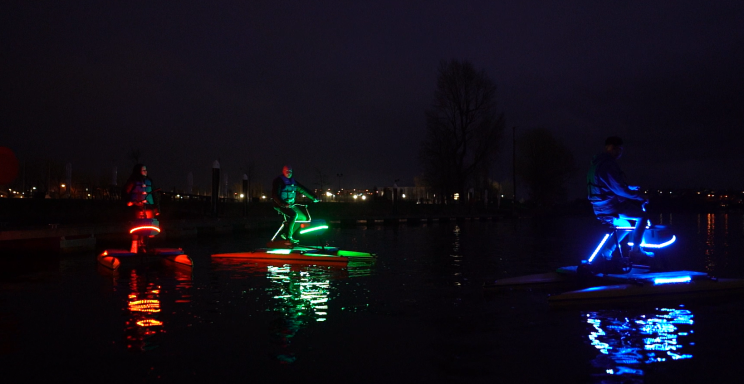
[271, 165, 319, 243]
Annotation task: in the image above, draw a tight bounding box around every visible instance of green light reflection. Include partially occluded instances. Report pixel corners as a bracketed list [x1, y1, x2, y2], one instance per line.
[264, 262, 373, 363]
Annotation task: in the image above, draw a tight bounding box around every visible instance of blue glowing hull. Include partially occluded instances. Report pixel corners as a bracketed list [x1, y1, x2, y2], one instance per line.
[548, 277, 744, 306]
[486, 265, 744, 305]
[556, 266, 711, 284]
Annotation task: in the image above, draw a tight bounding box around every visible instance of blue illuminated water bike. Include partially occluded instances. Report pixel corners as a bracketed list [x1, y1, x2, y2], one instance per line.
[580, 213, 676, 275]
[486, 205, 744, 305]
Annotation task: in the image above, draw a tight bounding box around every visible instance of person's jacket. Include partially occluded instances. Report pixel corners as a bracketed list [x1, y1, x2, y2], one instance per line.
[587, 152, 643, 214]
[272, 176, 316, 207]
[124, 177, 154, 205]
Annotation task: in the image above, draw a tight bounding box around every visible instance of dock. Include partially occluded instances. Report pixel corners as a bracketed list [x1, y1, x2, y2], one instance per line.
[0, 214, 502, 253]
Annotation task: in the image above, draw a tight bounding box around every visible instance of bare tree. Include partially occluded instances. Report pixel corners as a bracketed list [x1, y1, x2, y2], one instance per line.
[128, 148, 143, 165]
[516, 127, 576, 208]
[420, 59, 505, 203]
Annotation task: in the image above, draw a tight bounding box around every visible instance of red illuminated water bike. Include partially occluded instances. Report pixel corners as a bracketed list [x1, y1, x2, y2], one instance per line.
[212, 204, 376, 263]
[98, 191, 192, 270]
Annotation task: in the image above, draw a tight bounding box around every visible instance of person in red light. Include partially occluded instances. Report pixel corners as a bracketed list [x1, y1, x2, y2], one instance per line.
[271, 165, 319, 244]
[124, 164, 159, 253]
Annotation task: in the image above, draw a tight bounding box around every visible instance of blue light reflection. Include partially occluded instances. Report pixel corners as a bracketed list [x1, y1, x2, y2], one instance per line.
[585, 306, 694, 382]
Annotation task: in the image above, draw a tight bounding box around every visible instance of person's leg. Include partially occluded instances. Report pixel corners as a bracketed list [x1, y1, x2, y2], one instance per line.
[618, 201, 652, 256]
[131, 205, 142, 252]
[286, 206, 302, 240]
[274, 206, 292, 240]
[592, 212, 628, 260]
[604, 230, 629, 259]
[630, 216, 647, 252]
[131, 234, 139, 253]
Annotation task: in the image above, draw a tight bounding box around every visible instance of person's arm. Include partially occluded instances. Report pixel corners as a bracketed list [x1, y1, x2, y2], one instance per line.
[295, 181, 319, 202]
[271, 177, 289, 207]
[123, 180, 135, 205]
[124, 180, 134, 195]
[601, 162, 645, 201]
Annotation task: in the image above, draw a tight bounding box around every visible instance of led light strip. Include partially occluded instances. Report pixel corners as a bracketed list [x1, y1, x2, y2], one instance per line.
[129, 226, 161, 234]
[587, 233, 610, 263]
[628, 235, 677, 249]
[653, 275, 691, 285]
[299, 225, 329, 235]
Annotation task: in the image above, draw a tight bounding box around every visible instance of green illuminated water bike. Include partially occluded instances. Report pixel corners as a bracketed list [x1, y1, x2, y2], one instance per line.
[212, 204, 375, 263]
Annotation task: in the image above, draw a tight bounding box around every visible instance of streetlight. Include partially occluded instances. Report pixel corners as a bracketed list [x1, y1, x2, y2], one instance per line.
[512, 126, 517, 209]
[336, 173, 343, 193]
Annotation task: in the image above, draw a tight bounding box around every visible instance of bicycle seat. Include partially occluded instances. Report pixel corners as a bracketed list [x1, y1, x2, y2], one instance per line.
[596, 214, 618, 226]
[596, 214, 633, 228]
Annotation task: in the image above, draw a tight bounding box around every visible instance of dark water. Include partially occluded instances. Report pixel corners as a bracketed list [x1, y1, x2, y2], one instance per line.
[2, 213, 744, 383]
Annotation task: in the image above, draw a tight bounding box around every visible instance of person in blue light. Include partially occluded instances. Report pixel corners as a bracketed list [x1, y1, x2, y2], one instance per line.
[587, 137, 654, 260]
[272, 165, 319, 244]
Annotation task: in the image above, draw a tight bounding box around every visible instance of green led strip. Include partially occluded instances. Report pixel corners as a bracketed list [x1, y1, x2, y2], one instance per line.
[299, 225, 329, 235]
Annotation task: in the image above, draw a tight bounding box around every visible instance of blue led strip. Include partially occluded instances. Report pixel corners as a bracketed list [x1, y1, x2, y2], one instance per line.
[653, 276, 691, 285]
[628, 235, 677, 249]
[587, 233, 611, 263]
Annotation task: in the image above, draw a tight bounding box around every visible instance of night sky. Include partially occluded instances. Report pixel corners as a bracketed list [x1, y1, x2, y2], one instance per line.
[2, 1, 743, 198]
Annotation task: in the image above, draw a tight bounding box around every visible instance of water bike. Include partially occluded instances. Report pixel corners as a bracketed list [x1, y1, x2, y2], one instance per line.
[575, 212, 675, 275]
[98, 201, 193, 270]
[486, 209, 744, 305]
[212, 204, 376, 263]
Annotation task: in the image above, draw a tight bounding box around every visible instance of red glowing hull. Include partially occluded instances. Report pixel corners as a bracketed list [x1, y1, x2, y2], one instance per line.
[98, 248, 193, 270]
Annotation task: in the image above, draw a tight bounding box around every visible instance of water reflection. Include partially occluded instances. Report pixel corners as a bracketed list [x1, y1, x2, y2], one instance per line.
[695, 213, 738, 275]
[211, 259, 374, 363]
[451, 225, 463, 287]
[584, 306, 694, 382]
[115, 267, 192, 352]
[702, 213, 716, 273]
[267, 264, 332, 363]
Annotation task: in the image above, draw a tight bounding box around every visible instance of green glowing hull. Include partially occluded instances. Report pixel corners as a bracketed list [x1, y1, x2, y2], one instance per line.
[212, 246, 375, 263]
